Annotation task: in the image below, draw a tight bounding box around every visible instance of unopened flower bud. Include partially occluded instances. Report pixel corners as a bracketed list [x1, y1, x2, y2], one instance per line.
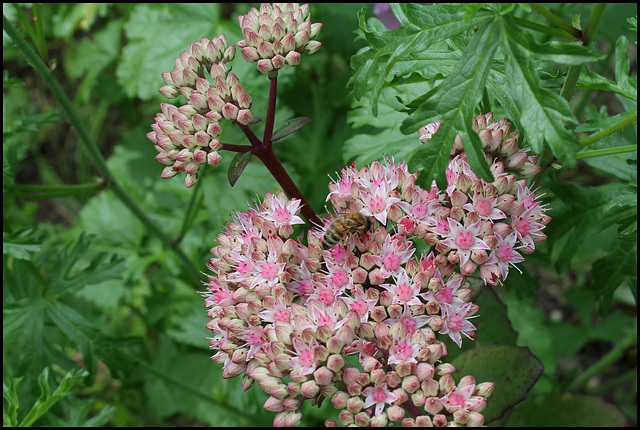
[424, 397, 443, 415]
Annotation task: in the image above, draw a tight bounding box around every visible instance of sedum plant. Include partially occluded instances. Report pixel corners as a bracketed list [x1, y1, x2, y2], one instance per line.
[145, 3, 554, 427]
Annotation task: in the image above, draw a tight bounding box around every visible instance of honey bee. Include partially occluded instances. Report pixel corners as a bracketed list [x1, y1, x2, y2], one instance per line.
[322, 211, 372, 250]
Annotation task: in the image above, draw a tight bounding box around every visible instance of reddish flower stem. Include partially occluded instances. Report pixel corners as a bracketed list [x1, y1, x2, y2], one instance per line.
[227, 73, 321, 227]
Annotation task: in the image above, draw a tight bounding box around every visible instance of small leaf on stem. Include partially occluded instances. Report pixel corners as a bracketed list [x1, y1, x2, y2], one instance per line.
[228, 151, 253, 187]
[271, 117, 313, 142]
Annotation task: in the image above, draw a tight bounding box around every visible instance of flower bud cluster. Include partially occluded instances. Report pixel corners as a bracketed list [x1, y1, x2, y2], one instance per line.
[410, 113, 551, 284]
[418, 112, 541, 178]
[147, 34, 254, 188]
[237, 3, 323, 74]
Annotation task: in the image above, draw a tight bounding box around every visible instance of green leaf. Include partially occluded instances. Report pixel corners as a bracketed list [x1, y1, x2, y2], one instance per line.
[545, 182, 624, 271]
[591, 238, 637, 314]
[271, 117, 313, 142]
[603, 184, 637, 239]
[499, 16, 581, 165]
[453, 345, 544, 423]
[43, 233, 125, 297]
[505, 393, 628, 426]
[349, 4, 492, 116]
[577, 36, 637, 101]
[2, 375, 22, 427]
[45, 301, 101, 378]
[19, 367, 89, 427]
[227, 151, 253, 187]
[117, 4, 224, 100]
[403, 18, 501, 188]
[3, 227, 42, 261]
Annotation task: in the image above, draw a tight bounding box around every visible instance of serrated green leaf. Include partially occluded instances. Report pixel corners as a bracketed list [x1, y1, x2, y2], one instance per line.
[3, 227, 42, 261]
[453, 345, 544, 423]
[271, 117, 313, 142]
[227, 151, 253, 187]
[546, 182, 624, 271]
[577, 36, 637, 100]
[592, 238, 637, 314]
[499, 16, 581, 165]
[350, 3, 492, 116]
[403, 18, 500, 188]
[45, 301, 100, 368]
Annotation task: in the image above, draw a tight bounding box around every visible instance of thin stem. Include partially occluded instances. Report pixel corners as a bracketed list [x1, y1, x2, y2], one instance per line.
[561, 4, 605, 102]
[3, 14, 200, 285]
[254, 145, 322, 227]
[567, 326, 637, 392]
[512, 16, 577, 40]
[582, 3, 607, 46]
[528, 3, 583, 40]
[175, 166, 206, 245]
[576, 145, 637, 160]
[560, 65, 582, 102]
[263, 74, 279, 147]
[32, 4, 48, 64]
[580, 111, 637, 147]
[220, 142, 254, 153]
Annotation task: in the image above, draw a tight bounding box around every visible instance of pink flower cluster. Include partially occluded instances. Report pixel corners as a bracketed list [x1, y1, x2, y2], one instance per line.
[237, 3, 323, 74]
[202, 113, 548, 426]
[146, 34, 254, 188]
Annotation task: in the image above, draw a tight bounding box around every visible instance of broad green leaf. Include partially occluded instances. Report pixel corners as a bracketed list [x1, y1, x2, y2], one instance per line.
[403, 18, 501, 189]
[345, 81, 428, 166]
[443, 284, 519, 363]
[453, 345, 544, 423]
[271, 117, 313, 142]
[505, 393, 628, 426]
[117, 4, 225, 100]
[227, 151, 253, 187]
[499, 16, 581, 165]
[343, 127, 415, 167]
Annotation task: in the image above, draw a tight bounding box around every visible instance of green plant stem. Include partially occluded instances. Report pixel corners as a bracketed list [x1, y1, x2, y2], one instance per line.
[31, 4, 48, 64]
[560, 5, 605, 102]
[580, 111, 638, 147]
[582, 3, 607, 45]
[567, 326, 637, 392]
[576, 145, 637, 160]
[512, 16, 576, 40]
[175, 167, 206, 245]
[3, 15, 200, 285]
[560, 65, 582, 102]
[528, 3, 583, 40]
